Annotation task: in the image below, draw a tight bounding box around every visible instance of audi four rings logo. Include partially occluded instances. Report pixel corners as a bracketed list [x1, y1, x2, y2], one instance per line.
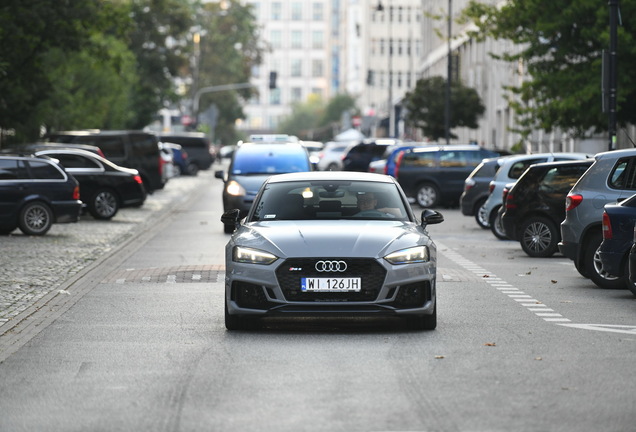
[315, 260, 348, 272]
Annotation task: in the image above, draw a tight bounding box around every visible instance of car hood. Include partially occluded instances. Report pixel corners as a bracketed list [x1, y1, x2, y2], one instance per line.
[233, 220, 430, 258]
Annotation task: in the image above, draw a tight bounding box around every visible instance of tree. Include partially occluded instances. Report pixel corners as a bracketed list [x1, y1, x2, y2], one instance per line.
[0, 0, 101, 144]
[194, 0, 263, 145]
[403, 76, 485, 141]
[460, 0, 636, 138]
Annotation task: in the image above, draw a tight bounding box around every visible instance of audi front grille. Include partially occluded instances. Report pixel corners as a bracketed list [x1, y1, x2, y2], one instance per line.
[275, 258, 387, 302]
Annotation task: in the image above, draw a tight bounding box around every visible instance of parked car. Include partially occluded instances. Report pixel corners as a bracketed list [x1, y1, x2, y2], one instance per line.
[384, 143, 430, 177]
[158, 132, 215, 174]
[46, 130, 166, 193]
[0, 155, 82, 235]
[481, 152, 591, 239]
[342, 138, 401, 172]
[394, 144, 500, 208]
[34, 149, 147, 220]
[501, 159, 594, 257]
[215, 141, 312, 233]
[560, 148, 636, 289]
[316, 141, 353, 171]
[599, 194, 636, 292]
[158, 142, 178, 181]
[460, 156, 509, 228]
[220, 170, 444, 330]
[300, 140, 324, 168]
[161, 142, 190, 176]
[628, 229, 636, 296]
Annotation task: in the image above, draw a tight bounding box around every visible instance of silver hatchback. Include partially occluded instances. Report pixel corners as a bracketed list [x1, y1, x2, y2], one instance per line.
[221, 171, 444, 331]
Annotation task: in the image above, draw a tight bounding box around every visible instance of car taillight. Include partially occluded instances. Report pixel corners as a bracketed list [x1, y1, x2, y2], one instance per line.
[505, 192, 516, 209]
[182, 151, 189, 160]
[394, 151, 405, 179]
[488, 182, 495, 194]
[565, 194, 583, 211]
[158, 155, 164, 175]
[133, 175, 143, 185]
[464, 178, 475, 191]
[73, 186, 80, 200]
[97, 149, 106, 158]
[602, 211, 612, 240]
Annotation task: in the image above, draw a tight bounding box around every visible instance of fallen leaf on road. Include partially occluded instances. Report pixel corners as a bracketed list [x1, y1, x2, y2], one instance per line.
[484, 342, 496, 347]
[435, 355, 445, 359]
[551, 280, 557, 284]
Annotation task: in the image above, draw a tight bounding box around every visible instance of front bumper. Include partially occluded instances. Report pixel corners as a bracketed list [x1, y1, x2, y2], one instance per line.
[225, 257, 437, 318]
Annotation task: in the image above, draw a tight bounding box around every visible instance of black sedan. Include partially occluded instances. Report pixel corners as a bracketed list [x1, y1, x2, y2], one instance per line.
[35, 149, 147, 220]
[600, 194, 636, 293]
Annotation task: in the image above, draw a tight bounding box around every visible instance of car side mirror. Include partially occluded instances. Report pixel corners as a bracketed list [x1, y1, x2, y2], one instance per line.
[215, 170, 225, 180]
[221, 209, 241, 227]
[421, 209, 444, 227]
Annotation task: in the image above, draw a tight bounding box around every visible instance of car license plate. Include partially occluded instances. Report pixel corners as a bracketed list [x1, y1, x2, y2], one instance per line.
[301, 277, 361, 292]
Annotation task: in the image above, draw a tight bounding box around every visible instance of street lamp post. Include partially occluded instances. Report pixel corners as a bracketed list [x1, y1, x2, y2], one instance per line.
[445, 0, 452, 145]
[377, 1, 394, 138]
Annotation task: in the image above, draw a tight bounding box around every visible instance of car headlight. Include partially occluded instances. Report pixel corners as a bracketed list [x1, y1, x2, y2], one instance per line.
[233, 246, 278, 265]
[384, 246, 429, 265]
[226, 180, 246, 196]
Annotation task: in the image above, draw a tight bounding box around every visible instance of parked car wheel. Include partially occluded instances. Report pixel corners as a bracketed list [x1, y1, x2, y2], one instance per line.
[327, 162, 339, 171]
[416, 183, 440, 208]
[623, 260, 636, 294]
[186, 162, 199, 176]
[19, 201, 53, 235]
[519, 216, 559, 257]
[89, 188, 119, 220]
[585, 231, 623, 289]
[489, 206, 508, 240]
[474, 197, 489, 229]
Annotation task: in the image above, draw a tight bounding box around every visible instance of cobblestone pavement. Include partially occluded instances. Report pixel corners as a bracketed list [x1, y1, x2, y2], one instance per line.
[0, 168, 217, 328]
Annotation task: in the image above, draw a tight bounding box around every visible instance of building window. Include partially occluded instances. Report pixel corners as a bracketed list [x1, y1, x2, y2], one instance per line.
[312, 30, 324, 49]
[291, 59, 302, 77]
[270, 88, 281, 105]
[271, 2, 282, 20]
[291, 2, 302, 20]
[270, 30, 282, 49]
[312, 59, 323, 77]
[291, 30, 302, 49]
[312, 2, 324, 21]
[291, 87, 302, 102]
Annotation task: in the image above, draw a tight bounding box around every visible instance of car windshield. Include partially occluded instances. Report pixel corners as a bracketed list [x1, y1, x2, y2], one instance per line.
[231, 148, 310, 175]
[250, 180, 411, 221]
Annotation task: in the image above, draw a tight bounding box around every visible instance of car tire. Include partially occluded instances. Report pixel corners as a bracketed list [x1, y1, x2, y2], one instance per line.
[585, 231, 624, 289]
[186, 162, 199, 176]
[406, 303, 437, 330]
[519, 216, 559, 257]
[19, 201, 53, 236]
[326, 162, 339, 171]
[416, 183, 440, 208]
[623, 259, 636, 295]
[489, 206, 508, 240]
[89, 189, 119, 220]
[474, 197, 489, 229]
[225, 300, 259, 330]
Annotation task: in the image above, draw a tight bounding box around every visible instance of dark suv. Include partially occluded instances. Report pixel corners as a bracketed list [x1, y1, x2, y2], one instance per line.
[501, 159, 593, 257]
[460, 156, 508, 228]
[215, 142, 312, 233]
[395, 145, 500, 207]
[342, 138, 401, 172]
[46, 130, 165, 193]
[159, 132, 215, 175]
[0, 155, 82, 235]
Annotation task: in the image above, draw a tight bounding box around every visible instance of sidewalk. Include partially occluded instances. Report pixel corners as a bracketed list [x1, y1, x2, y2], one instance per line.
[0, 169, 216, 329]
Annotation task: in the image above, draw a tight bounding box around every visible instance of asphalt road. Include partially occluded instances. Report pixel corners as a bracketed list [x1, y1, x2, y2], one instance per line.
[1, 166, 635, 432]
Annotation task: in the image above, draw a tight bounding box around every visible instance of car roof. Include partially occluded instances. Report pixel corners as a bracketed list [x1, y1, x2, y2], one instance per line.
[529, 158, 595, 169]
[410, 144, 485, 153]
[498, 152, 591, 165]
[265, 171, 397, 184]
[234, 142, 306, 153]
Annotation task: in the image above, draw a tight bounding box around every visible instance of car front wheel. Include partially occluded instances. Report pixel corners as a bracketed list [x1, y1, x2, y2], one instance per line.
[585, 231, 624, 289]
[519, 216, 559, 257]
[416, 183, 440, 208]
[489, 206, 508, 240]
[89, 189, 119, 220]
[19, 201, 53, 235]
[406, 303, 437, 330]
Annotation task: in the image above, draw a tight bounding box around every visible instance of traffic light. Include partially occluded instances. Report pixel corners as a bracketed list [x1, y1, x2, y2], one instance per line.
[269, 71, 277, 89]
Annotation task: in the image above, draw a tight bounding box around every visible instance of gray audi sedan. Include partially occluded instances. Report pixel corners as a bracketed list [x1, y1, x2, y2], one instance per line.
[221, 171, 444, 330]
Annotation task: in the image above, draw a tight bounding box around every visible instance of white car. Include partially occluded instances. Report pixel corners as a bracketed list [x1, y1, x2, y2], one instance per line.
[316, 141, 355, 171]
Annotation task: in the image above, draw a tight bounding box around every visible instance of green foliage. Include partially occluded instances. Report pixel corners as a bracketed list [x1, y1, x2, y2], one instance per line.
[403, 76, 485, 141]
[460, 0, 636, 138]
[195, 0, 263, 146]
[277, 93, 358, 141]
